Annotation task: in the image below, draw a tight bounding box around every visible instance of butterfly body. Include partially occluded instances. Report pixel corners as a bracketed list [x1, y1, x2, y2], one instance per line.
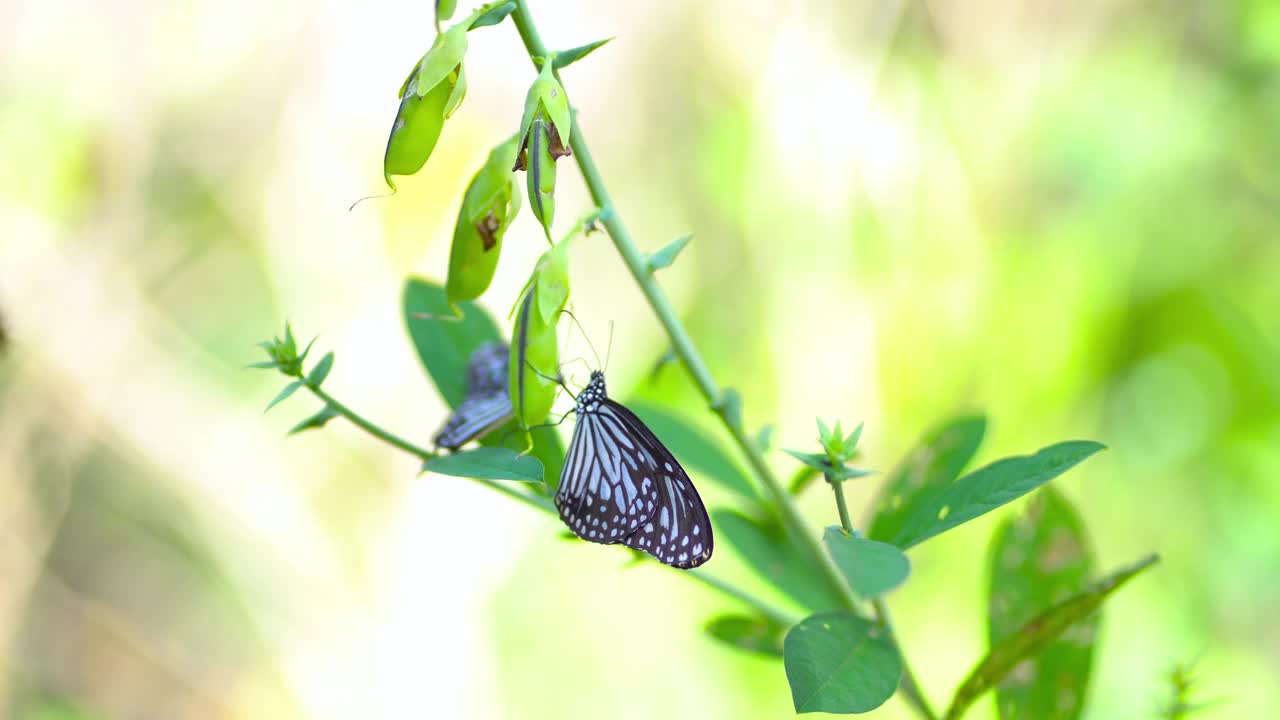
[556, 371, 713, 569]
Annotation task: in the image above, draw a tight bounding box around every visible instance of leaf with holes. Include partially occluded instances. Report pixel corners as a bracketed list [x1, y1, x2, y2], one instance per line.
[946, 554, 1159, 720]
[706, 614, 786, 658]
[892, 441, 1105, 549]
[823, 527, 911, 600]
[868, 415, 987, 543]
[422, 447, 544, 482]
[784, 612, 901, 714]
[715, 510, 843, 612]
[629, 402, 757, 503]
[988, 489, 1096, 720]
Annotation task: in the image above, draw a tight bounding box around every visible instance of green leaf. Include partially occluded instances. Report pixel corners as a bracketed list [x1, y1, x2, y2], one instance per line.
[891, 440, 1105, 549]
[714, 510, 844, 612]
[307, 352, 334, 387]
[446, 135, 522, 307]
[246, 360, 281, 370]
[946, 555, 1159, 720]
[706, 614, 786, 657]
[783, 449, 873, 481]
[403, 277, 503, 407]
[422, 446, 544, 482]
[264, 380, 303, 413]
[755, 424, 775, 452]
[816, 417, 832, 444]
[552, 37, 614, 70]
[784, 612, 902, 714]
[288, 406, 339, 435]
[987, 489, 1096, 720]
[469, 2, 515, 29]
[629, 402, 758, 503]
[868, 415, 987, 543]
[435, 0, 458, 23]
[823, 527, 911, 600]
[646, 233, 692, 272]
[443, 62, 467, 119]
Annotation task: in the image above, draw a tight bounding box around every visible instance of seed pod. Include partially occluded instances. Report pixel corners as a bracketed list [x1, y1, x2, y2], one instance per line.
[445, 134, 523, 307]
[383, 24, 468, 189]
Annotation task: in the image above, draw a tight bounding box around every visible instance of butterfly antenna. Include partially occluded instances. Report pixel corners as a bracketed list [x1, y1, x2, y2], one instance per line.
[524, 359, 575, 398]
[605, 320, 615, 374]
[559, 309, 601, 370]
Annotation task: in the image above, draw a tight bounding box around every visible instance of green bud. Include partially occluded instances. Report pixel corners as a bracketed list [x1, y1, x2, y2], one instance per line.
[445, 135, 523, 307]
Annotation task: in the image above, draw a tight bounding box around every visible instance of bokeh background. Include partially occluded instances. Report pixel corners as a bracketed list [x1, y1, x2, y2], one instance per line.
[3, 0, 1278, 718]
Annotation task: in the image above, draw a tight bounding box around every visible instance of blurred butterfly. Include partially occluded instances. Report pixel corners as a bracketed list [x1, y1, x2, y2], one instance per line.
[433, 341, 514, 451]
[556, 370, 713, 569]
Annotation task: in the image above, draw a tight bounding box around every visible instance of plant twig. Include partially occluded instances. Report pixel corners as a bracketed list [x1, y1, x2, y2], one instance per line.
[306, 383, 436, 460]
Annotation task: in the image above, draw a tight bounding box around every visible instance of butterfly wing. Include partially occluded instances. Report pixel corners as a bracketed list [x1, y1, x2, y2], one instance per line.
[601, 399, 713, 569]
[556, 406, 661, 543]
[433, 392, 513, 450]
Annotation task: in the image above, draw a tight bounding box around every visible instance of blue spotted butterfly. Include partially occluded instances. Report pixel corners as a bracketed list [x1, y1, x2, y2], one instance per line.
[556, 371, 713, 569]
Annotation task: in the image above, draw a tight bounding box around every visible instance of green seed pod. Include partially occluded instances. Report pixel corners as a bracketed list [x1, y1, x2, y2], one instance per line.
[383, 24, 468, 189]
[525, 119, 558, 237]
[510, 284, 562, 428]
[445, 135, 523, 308]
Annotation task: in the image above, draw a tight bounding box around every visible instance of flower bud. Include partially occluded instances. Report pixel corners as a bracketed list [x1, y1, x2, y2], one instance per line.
[445, 134, 523, 307]
[383, 24, 468, 189]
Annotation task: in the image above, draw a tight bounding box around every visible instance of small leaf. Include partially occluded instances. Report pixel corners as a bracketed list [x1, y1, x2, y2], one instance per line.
[422, 446, 544, 482]
[629, 402, 758, 503]
[755, 424, 775, 452]
[892, 440, 1105, 549]
[552, 37, 614, 70]
[715, 510, 844, 612]
[945, 555, 1160, 720]
[988, 488, 1097, 720]
[264, 380, 303, 413]
[414, 23, 468, 99]
[403, 277, 503, 408]
[443, 63, 467, 119]
[784, 612, 901, 714]
[868, 415, 987, 544]
[288, 406, 339, 435]
[706, 615, 786, 657]
[246, 360, 281, 370]
[719, 387, 744, 430]
[307, 352, 334, 387]
[816, 417, 832, 444]
[646, 233, 692, 272]
[823, 527, 911, 600]
[469, 1, 516, 29]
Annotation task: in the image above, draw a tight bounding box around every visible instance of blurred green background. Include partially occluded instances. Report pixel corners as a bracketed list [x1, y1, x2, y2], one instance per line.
[2, 0, 1278, 718]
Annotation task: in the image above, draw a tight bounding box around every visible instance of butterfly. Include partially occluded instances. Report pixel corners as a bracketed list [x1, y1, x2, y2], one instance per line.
[556, 370, 713, 569]
[433, 341, 514, 451]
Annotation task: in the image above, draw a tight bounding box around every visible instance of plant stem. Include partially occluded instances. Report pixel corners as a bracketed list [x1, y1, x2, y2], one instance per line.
[508, 5, 936, 719]
[306, 383, 435, 460]
[688, 571, 800, 628]
[826, 473, 855, 534]
[874, 597, 938, 720]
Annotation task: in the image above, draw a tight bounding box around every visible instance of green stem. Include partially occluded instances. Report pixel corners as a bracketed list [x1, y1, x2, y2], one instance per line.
[508, 5, 936, 719]
[688, 571, 800, 628]
[874, 597, 938, 720]
[307, 383, 435, 460]
[826, 473, 855, 535]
